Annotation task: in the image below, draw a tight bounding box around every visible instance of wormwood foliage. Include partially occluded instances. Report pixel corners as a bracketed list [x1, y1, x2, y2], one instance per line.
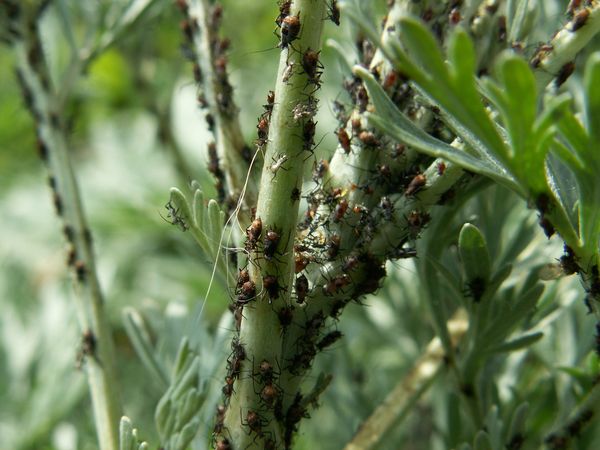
[2, 1, 600, 450]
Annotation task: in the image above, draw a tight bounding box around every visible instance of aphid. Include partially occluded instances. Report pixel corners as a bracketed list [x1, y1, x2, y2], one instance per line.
[379, 196, 394, 221]
[405, 173, 426, 196]
[567, 0, 583, 18]
[269, 154, 289, 177]
[291, 187, 301, 202]
[555, 61, 575, 88]
[323, 274, 351, 295]
[261, 384, 280, 407]
[327, 0, 340, 26]
[437, 161, 447, 175]
[466, 277, 486, 302]
[407, 210, 431, 237]
[560, 245, 581, 275]
[332, 100, 348, 123]
[295, 252, 310, 273]
[333, 199, 348, 223]
[164, 201, 188, 231]
[342, 255, 359, 273]
[74, 260, 87, 282]
[192, 63, 202, 83]
[263, 274, 280, 301]
[282, 61, 295, 83]
[180, 18, 195, 42]
[53, 192, 64, 216]
[36, 138, 49, 161]
[379, 71, 395, 91]
[244, 409, 264, 435]
[215, 438, 232, 450]
[278, 305, 294, 329]
[264, 228, 281, 260]
[237, 280, 257, 304]
[302, 119, 316, 150]
[539, 216, 555, 238]
[449, 7, 461, 25]
[497, 15, 507, 41]
[256, 117, 269, 147]
[280, 14, 301, 49]
[317, 330, 343, 351]
[276, 0, 292, 27]
[301, 49, 323, 85]
[63, 224, 75, 243]
[246, 217, 262, 249]
[222, 375, 235, 397]
[295, 274, 309, 304]
[356, 85, 369, 112]
[75, 329, 97, 369]
[336, 127, 351, 154]
[262, 90, 275, 119]
[358, 130, 379, 147]
[327, 234, 341, 260]
[313, 159, 329, 182]
[391, 143, 405, 159]
[175, 0, 188, 14]
[571, 8, 590, 31]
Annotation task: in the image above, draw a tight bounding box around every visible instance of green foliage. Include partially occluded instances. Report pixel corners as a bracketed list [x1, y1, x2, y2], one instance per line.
[2, 1, 600, 450]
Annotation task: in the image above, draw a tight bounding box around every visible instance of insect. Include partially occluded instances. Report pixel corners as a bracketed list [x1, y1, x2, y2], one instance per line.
[76, 329, 97, 369]
[269, 154, 289, 178]
[571, 8, 590, 32]
[295, 274, 309, 304]
[280, 14, 301, 49]
[264, 228, 281, 260]
[301, 49, 324, 86]
[405, 173, 426, 197]
[317, 330, 343, 351]
[336, 127, 351, 154]
[327, 0, 340, 26]
[263, 274, 281, 301]
[237, 280, 257, 304]
[246, 217, 263, 250]
[555, 61, 575, 88]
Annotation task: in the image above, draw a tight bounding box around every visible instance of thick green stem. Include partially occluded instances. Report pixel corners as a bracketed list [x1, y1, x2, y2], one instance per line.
[221, 2, 328, 449]
[12, 20, 121, 450]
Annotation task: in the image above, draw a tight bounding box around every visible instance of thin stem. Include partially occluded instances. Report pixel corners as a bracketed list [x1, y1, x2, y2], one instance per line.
[343, 310, 469, 450]
[11, 15, 121, 450]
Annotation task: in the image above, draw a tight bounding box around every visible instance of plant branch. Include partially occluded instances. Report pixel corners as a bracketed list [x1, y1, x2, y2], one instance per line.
[9, 8, 121, 450]
[344, 310, 469, 450]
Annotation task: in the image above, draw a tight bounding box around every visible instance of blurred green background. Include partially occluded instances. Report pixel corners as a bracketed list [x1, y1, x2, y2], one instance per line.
[1, 1, 598, 449]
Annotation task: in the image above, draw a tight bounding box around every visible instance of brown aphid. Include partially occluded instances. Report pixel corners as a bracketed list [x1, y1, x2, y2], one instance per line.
[571, 8, 590, 31]
[336, 128, 351, 153]
[74, 260, 87, 282]
[301, 49, 323, 85]
[560, 245, 581, 275]
[215, 438, 232, 450]
[333, 199, 348, 223]
[539, 216, 555, 238]
[263, 274, 280, 301]
[278, 305, 294, 329]
[327, 234, 341, 260]
[237, 280, 257, 304]
[257, 117, 269, 142]
[405, 173, 426, 196]
[175, 0, 188, 14]
[264, 229, 281, 260]
[246, 217, 262, 247]
[567, 0, 583, 17]
[295, 274, 309, 304]
[328, 0, 340, 26]
[180, 18, 195, 41]
[303, 119, 316, 150]
[351, 117, 362, 133]
[295, 253, 310, 273]
[280, 14, 301, 49]
[245, 409, 263, 434]
[358, 130, 380, 147]
[497, 15, 507, 41]
[407, 210, 431, 236]
[276, 0, 292, 27]
[449, 7, 461, 25]
[313, 159, 329, 181]
[236, 268, 250, 289]
[192, 63, 202, 83]
[261, 384, 279, 407]
[437, 161, 447, 175]
[382, 70, 398, 90]
[555, 61, 575, 88]
[342, 255, 359, 273]
[291, 187, 301, 202]
[76, 329, 97, 369]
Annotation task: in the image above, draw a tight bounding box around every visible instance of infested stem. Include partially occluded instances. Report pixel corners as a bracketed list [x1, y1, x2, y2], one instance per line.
[221, 1, 328, 449]
[11, 14, 121, 450]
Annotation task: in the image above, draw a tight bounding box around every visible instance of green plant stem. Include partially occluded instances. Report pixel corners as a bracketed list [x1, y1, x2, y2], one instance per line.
[13, 24, 121, 450]
[344, 310, 469, 450]
[221, 1, 327, 448]
[187, 0, 256, 210]
[533, 3, 600, 91]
